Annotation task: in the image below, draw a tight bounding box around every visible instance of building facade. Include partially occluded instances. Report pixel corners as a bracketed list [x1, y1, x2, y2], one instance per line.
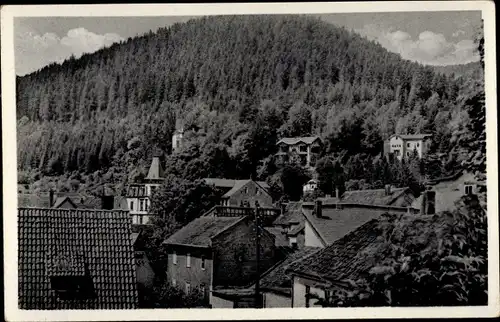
[203, 178, 274, 208]
[126, 155, 164, 225]
[411, 171, 486, 214]
[384, 134, 432, 160]
[163, 215, 277, 306]
[276, 137, 323, 168]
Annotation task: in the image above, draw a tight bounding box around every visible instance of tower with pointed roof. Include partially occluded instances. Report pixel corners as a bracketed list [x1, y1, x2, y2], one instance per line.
[126, 154, 166, 226]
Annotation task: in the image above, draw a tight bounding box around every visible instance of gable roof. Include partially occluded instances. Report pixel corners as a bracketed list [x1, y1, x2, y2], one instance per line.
[277, 136, 321, 146]
[18, 208, 138, 309]
[389, 134, 432, 141]
[337, 187, 413, 206]
[203, 178, 270, 197]
[163, 216, 245, 247]
[145, 156, 165, 181]
[222, 180, 271, 199]
[52, 196, 78, 209]
[286, 219, 381, 283]
[302, 204, 394, 246]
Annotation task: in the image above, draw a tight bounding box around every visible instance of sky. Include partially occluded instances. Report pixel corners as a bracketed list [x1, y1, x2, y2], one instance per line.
[14, 11, 482, 76]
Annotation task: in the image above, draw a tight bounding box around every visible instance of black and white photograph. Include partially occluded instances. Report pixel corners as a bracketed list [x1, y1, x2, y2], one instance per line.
[2, 2, 498, 321]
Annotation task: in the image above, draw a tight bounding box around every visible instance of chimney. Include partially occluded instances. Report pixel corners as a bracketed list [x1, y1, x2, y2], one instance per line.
[49, 190, 54, 208]
[385, 184, 391, 196]
[314, 200, 322, 218]
[101, 195, 114, 210]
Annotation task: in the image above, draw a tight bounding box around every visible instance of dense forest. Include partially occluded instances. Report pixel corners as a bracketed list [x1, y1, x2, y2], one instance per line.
[16, 15, 485, 196]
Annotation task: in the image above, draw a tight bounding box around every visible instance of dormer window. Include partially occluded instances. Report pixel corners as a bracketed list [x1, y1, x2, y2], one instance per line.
[47, 253, 94, 300]
[464, 185, 474, 195]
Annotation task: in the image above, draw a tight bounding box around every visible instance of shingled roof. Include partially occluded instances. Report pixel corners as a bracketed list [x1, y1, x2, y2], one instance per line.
[302, 203, 397, 246]
[276, 136, 321, 145]
[259, 247, 320, 295]
[163, 216, 245, 247]
[18, 208, 138, 309]
[286, 219, 382, 283]
[338, 187, 414, 207]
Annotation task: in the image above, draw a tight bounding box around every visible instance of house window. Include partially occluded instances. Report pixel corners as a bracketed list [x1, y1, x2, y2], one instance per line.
[417, 143, 420, 147]
[173, 251, 177, 265]
[201, 256, 206, 270]
[406, 152, 410, 157]
[256, 189, 260, 196]
[186, 253, 191, 268]
[186, 283, 191, 294]
[407, 143, 410, 148]
[465, 185, 474, 195]
[305, 285, 311, 308]
[139, 199, 144, 211]
[132, 215, 138, 225]
[145, 200, 149, 212]
[172, 278, 176, 287]
[130, 201, 134, 211]
[300, 145, 307, 153]
[244, 187, 248, 194]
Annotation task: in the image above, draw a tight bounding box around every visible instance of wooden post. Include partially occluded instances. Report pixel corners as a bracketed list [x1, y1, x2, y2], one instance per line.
[254, 202, 261, 308]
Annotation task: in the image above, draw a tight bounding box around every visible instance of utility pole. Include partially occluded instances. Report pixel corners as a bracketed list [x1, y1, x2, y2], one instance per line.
[254, 201, 261, 308]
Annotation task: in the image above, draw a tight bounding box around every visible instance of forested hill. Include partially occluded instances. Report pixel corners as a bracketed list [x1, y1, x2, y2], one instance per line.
[16, 15, 485, 194]
[433, 61, 482, 79]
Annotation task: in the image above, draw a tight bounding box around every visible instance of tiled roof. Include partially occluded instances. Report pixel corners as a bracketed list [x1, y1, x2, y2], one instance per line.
[145, 156, 165, 181]
[302, 204, 391, 245]
[18, 208, 138, 309]
[273, 202, 303, 226]
[277, 136, 321, 145]
[259, 247, 321, 295]
[264, 227, 289, 247]
[338, 187, 412, 206]
[163, 216, 245, 247]
[286, 220, 381, 283]
[126, 184, 147, 198]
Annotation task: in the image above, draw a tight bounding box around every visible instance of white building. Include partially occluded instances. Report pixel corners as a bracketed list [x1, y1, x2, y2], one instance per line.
[302, 179, 318, 194]
[384, 134, 432, 160]
[172, 128, 184, 153]
[126, 156, 164, 225]
[276, 137, 323, 168]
